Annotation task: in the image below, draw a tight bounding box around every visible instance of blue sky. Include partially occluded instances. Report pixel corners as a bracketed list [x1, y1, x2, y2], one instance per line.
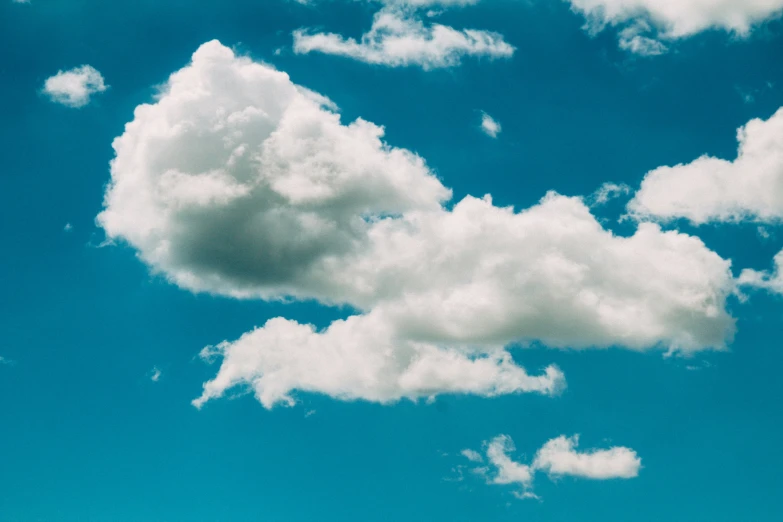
[2, 0, 783, 520]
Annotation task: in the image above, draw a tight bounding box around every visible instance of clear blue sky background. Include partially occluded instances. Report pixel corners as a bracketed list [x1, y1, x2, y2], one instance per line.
[1, 1, 782, 521]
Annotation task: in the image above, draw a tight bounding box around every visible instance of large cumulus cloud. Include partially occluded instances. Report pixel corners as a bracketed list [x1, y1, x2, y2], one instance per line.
[100, 41, 736, 409]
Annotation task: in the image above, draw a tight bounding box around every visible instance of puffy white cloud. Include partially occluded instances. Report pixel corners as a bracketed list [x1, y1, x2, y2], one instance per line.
[99, 39, 451, 303]
[568, 0, 783, 54]
[479, 111, 501, 138]
[42, 65, 107, 108]
[464, 434, 640, 498]
[629, 108, 783, 225]
[292, 8, 514, 69]
[532, 435, 641, 479]
[101, 41, 737, 410]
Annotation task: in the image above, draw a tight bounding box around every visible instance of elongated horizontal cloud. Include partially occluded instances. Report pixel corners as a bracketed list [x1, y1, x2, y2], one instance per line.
[532, 435, 641, 479]
[43, 65, 107, 108]
[100, 41, 736, 409]
[193, 316, 564, 408]
[292, 8, 514, 69]
[629, 108, 783, 225]
[466, 434, 640, 498]
[568, 0, 783, 54]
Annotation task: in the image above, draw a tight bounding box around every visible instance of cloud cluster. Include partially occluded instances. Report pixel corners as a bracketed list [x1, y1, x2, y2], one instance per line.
[101, 41, 736, 409]
[567, 0, 783, 54]
[629, 108, 783, 225]
[465, 434, 641, 498]
[628, 106, 783, 300]
[293, 8, 514, 69]
[43, 65, 107, 108]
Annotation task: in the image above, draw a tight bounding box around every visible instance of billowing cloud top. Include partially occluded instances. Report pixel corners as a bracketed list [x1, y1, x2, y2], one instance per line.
[100, 41, 736, 409]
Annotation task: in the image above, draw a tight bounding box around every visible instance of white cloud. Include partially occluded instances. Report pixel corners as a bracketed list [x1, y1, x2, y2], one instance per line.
[293, 8, 514, 69]
[532, 435, 641, 479]
[479, 111, 501, 138]
[63, 223, 73, 232]
[43, 65, 107, 108]
[101, 41, 736, 410]
[12, 0, 31, 4]
[738, 249, 783, 294]
[568, 0, 783, 54]
[192, 315, 564, 408]
[99, 39, 451, 303]
[628, 107, 783, 225]
[464, 433, 641, 498]
[617, 24, 668, 56]
[149, 366, 162, 382]
[461, 449, 484, 463]
[0, 356, 12, 365]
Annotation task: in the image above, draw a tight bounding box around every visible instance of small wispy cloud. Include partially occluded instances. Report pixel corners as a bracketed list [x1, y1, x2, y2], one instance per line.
[588, 182, 631, 207]
[149, 366, 162, 382]
[460, 449, 484, 463]
[479, 111, 501, 138]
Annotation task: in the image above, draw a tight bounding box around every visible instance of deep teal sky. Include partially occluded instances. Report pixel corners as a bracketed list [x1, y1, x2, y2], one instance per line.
[2, 1, 783, 521]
